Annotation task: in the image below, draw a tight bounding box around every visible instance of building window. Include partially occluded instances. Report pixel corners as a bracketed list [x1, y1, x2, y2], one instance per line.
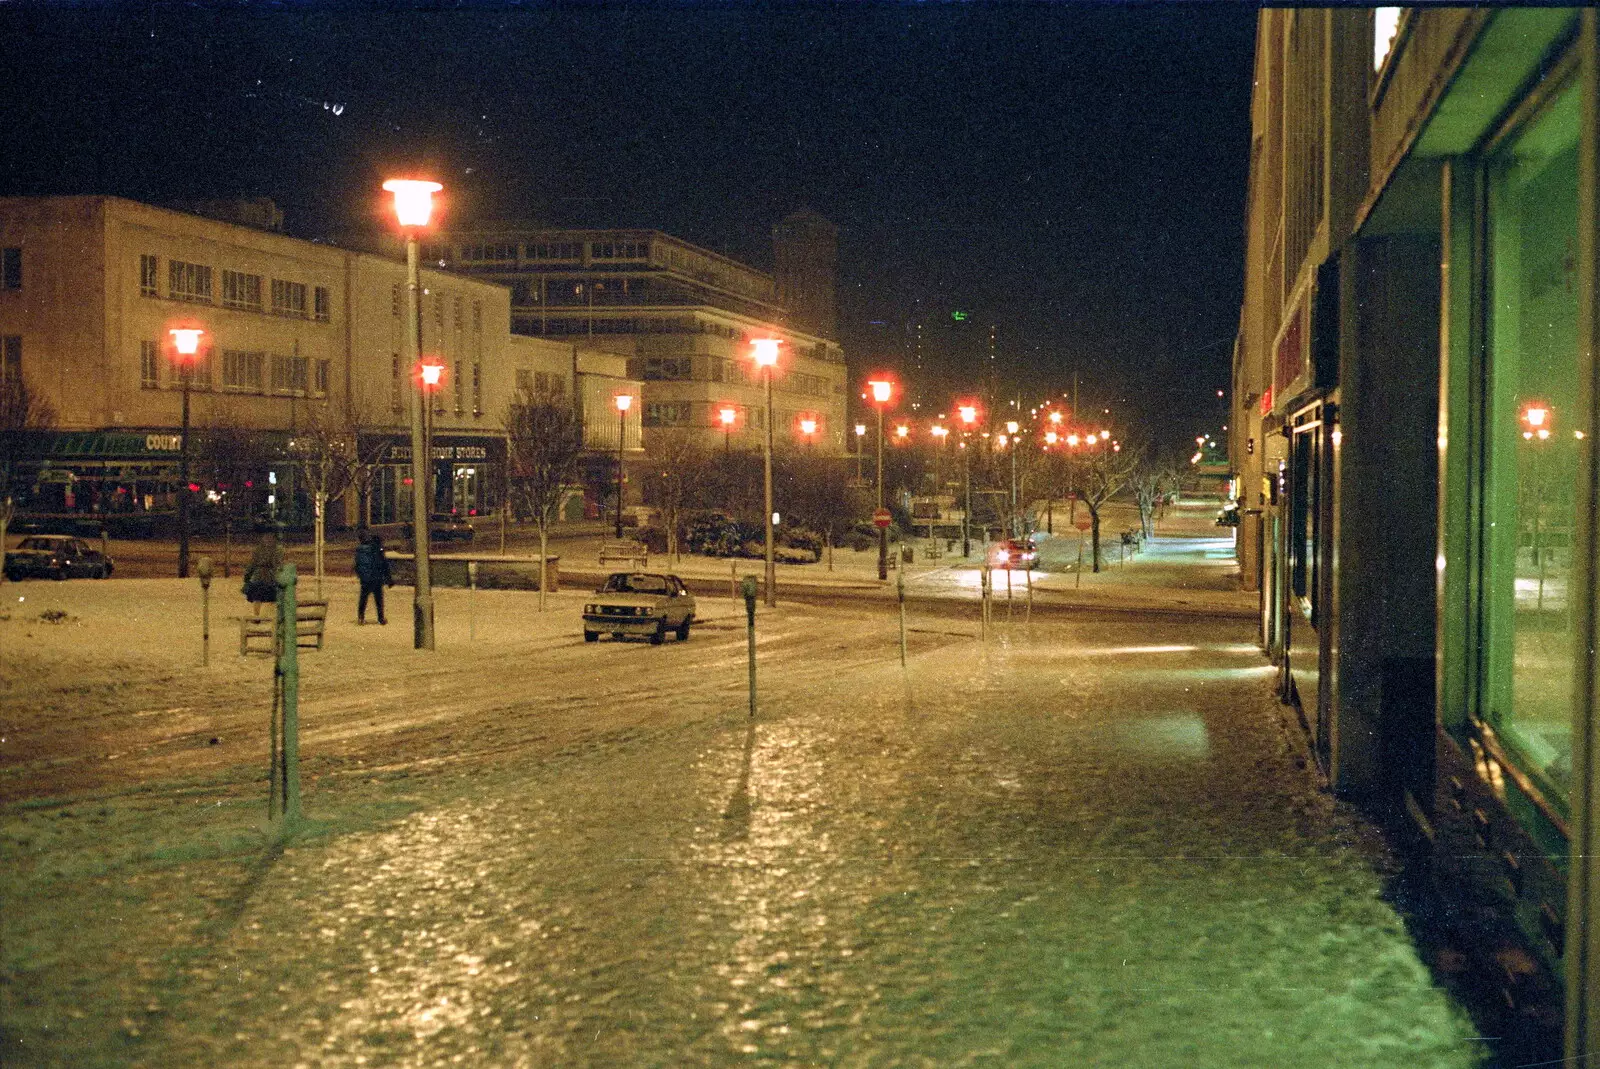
[515, 369, 533, 396]
[168, 260, 212, 303]
[454, 360, 464, 414]
[473, 300, 482, 333]
[271, 353, 308, 394]
[222, 270, 263, 311]
[2, 247, 21, 290]
[314, 286, 331, 323]
[222, 349, 265, 391]
[139, 254, 159, 297]
[391, 353, 402, 412]
[140, 339, 160, 388]
[314, 358, 330, 396]
[642, 356, 692, 381]
[644, 401, 692, 427]
[472, 361, 481, 415]
[1476, 75, 1582, 804]
[392, 283, 402, 318]
[271, 278, 307, 318]
[454, 297, 463, 332]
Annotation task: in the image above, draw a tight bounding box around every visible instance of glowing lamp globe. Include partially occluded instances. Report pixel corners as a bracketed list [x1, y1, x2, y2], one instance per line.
[616, 394, 633, 413]
[169, 327, 204, 357]
[382, 179, 443, 228]
[750, 338, 781, 368]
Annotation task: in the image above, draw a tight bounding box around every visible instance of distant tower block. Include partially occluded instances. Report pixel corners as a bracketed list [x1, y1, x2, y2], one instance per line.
[772, 210, 838, 341]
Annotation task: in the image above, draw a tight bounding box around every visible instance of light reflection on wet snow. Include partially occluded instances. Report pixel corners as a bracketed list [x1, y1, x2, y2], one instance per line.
[688, 720, 840, 1056]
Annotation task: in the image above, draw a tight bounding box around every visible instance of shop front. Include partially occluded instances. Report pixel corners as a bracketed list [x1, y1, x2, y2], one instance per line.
[363, 434, 505, 526]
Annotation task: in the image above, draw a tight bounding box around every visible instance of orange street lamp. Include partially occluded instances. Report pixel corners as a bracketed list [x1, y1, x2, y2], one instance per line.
[384, 176, 444, 650]
[751, 339, 781, 606]
[168, 325, 205, 578]
[1005, 420, 1020, 534]
[614, 394, 633, 537]
[867, 378, 896, 580]
[719, 405, 737, 453]
[957, 401, 980, 557]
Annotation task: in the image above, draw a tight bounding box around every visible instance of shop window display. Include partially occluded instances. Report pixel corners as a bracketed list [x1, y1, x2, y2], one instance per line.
[1483, 79, 1581, 803]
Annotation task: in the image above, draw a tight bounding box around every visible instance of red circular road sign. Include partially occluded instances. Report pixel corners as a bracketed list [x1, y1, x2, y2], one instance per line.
[1074, 517, 1092, 531]
[872, 508, 893, 529]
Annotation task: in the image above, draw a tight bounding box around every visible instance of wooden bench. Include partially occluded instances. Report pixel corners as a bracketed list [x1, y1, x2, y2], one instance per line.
[239, 599, 329, 656]
[598, 539, 648, 569]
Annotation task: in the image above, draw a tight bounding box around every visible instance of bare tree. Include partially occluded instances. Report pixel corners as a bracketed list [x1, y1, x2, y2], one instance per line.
[0, 375, 56, 572]
[774, 448, 855, 566]
[505, 390, 584, 610]
[1071, 438, 1144, 572]
[192, 411, 274, 578]
[292, 401, 390, 597]
[642, 427, 712, 561]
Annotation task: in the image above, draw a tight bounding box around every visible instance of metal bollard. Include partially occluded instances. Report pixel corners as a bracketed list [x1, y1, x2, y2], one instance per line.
[196, 556, 214, 666]
[741, 575, 758, 718]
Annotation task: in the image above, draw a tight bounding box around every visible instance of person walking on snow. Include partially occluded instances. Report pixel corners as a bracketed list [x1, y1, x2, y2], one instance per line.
[242, 527, 283, 619]
[354, 534, 393, 625]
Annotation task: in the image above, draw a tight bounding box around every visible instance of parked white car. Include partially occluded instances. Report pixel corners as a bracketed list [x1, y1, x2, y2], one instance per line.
[583, 572, 696, 644]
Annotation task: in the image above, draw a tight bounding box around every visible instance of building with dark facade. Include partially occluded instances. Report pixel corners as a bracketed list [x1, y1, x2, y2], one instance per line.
[1232, 9, 1600, 1061]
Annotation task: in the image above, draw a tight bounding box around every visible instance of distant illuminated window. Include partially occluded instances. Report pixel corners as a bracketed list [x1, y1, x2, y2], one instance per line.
[2, 247, 22, 290]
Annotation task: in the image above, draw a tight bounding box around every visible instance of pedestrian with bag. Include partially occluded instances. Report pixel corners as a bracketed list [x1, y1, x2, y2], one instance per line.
[242, 525, 283, 619]
[354, 533, 393, 625]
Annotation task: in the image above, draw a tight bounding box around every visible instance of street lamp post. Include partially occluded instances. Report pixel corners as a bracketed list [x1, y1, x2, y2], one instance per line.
[614, 393, 632, 538]
[869, 379, 893, 582]
[958, 403, 978, 557]
[751, 339, 780, 607]
[1006, 419, 1020, 536]
[383, 177, 442, 650]
[854, 423, 867, 481]
[719, 406, 736, 453]
[169, 327, 204, 579]
[799, 416, 818, 449]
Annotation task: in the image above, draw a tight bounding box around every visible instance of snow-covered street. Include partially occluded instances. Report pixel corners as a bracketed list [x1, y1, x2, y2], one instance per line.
[1, 520, 1491, 1067]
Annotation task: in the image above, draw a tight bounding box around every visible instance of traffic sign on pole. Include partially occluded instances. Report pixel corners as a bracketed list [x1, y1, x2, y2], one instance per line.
[873, 508, 893, 529]
[1074, 517, 1092, 532]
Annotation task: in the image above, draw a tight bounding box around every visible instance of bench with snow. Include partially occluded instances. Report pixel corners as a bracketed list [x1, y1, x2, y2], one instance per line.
[598, 539, 649, 568]
[239, 599, 328, 656]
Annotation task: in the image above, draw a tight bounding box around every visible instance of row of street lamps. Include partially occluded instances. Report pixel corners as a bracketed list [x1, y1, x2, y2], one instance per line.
[167, 174, 1120, 651]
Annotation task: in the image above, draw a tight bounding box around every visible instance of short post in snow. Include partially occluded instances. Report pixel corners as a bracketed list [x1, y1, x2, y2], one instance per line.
[730, 560, 738, 602]
[270, 562, 301, 824]
[196, 555, 213, 667]
[980, 562, 992, 640]
[468, 560, 478, 642]
[741, 575, 758, 718]
[897, 566, 907, 667]
[1025, 561, 1034, 624]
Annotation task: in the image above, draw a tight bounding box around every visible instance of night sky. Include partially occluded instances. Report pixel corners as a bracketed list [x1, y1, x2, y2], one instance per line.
[2, 4, 1255, 454]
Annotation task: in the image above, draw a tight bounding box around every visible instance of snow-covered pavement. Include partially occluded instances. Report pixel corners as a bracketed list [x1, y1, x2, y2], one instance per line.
[0, 513, 1491, 1067]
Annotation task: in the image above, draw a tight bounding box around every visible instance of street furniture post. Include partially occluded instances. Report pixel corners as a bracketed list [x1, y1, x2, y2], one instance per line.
[197, 556, 213, 667]
[273, 562, 301, 824]
[741, 575, 758, 718]
[897, 567, 907, 667]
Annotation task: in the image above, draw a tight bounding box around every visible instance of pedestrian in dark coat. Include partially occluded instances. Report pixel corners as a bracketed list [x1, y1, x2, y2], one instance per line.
[242, 529, 283, 619]
[354, 534, 393, 625]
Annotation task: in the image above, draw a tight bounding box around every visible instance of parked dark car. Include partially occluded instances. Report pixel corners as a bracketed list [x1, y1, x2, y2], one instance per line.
[4, 535, 115, 580]
[407, 513, 475, 543]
